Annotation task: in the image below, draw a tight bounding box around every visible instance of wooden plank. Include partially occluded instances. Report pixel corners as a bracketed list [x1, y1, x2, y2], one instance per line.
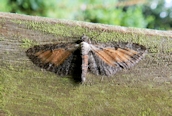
[0, 12, 172, 115]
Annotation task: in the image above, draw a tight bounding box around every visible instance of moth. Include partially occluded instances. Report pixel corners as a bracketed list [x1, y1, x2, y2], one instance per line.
[26, 35, 147, 83]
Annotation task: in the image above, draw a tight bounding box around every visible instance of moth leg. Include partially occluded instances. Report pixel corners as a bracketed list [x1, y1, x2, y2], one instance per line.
[100, 75, 104, 82]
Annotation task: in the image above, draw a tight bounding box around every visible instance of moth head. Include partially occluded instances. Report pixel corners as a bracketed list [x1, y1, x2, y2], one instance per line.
[81, 35, 91, 44]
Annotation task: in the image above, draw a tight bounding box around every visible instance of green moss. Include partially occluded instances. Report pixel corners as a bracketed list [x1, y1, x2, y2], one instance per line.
[1, 63, 172, 115]
[0, 36, 5, 41]
[21, 38, 35, 48]
[0, 75, 4, 109]
[12, 18, 172, 53]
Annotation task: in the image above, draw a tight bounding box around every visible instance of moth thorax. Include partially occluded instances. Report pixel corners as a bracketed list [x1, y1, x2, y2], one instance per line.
[81, 42, 91, 55]
[81, 35, 91, 43]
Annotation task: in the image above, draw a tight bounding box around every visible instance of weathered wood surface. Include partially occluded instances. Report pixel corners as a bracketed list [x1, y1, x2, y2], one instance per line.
[0, 12, 172, 115]
[0, 12, 172, 80]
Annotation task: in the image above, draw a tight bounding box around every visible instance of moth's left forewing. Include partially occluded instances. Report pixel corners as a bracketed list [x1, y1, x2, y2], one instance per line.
[26, 43, 80, 75]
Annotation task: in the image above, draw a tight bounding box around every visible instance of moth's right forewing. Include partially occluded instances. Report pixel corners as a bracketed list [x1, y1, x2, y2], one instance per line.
[88, 42, 147, 76]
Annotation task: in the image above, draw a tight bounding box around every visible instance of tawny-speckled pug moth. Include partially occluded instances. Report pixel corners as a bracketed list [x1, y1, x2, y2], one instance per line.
[26, 35, 147, 83]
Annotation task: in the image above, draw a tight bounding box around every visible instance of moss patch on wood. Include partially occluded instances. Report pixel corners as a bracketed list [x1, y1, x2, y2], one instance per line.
[1, 65, 172, 115]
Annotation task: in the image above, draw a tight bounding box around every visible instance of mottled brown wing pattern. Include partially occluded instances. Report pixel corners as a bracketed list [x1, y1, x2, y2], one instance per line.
[94, 47, 140, 66]
[35, 49, 71, 66]
[26, 36, 147, 83]
[26, 43, 82, 77]
[88, 42, 147, 76]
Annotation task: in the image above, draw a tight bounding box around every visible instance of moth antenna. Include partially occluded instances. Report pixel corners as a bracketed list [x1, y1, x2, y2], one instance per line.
[93, 39, 98, 44]
[90, 29, 106, 42]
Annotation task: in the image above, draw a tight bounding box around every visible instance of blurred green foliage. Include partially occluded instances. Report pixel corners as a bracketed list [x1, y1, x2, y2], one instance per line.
[144, 0, 172, 30]
[7, 0, 55, 16]
[0, 0, 11, 11]
[79, 6, 151, 28]
[0, 0, 171, 30]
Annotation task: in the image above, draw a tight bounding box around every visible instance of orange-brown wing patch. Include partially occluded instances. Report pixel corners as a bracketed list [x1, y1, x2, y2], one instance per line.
[94, 47, 138, 66]
[35, 49, 71, 66]
[93, 50, 116, 66]
[117, 48, 138, 56]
